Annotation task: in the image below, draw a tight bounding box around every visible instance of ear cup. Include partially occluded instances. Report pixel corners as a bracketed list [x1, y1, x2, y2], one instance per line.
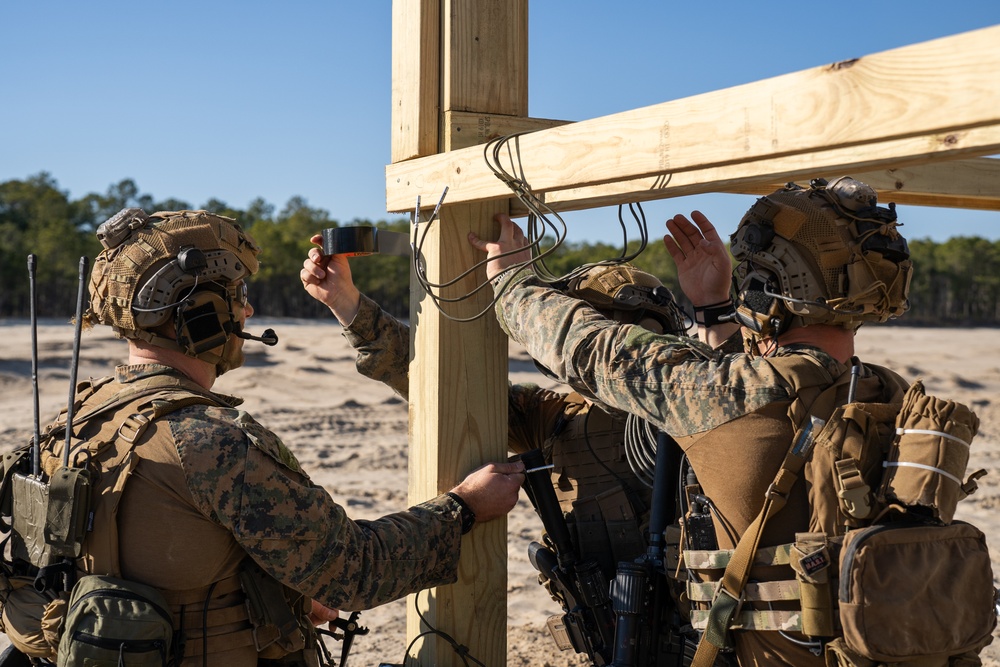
[175, 291, 232, 355]
[733, 270, 789, 336]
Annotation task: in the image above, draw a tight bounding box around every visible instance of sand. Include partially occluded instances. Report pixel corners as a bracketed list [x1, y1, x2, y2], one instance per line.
[1, 318, 997, 666]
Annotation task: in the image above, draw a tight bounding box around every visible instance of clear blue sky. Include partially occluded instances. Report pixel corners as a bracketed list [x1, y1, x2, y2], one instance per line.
[2, 2, 998, 244]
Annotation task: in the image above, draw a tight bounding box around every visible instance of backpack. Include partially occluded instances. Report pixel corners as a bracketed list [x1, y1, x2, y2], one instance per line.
[0, 377, 223, 661]
[684, 357, 996, 667]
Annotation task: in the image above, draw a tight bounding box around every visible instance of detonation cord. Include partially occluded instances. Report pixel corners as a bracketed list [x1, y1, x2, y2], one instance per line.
[409, 132, 651, 322]
[394, 590, 486, 666]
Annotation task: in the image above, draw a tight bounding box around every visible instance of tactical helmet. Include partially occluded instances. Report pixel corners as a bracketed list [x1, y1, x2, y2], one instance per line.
[729, 177, 911, 340]
[562, 263, 689, 335]
[86, 208, 261, 375]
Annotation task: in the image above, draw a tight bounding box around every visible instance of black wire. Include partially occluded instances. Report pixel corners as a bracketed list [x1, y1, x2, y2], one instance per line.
[397, 590, 486, 666]
[408, 132, 653, 322]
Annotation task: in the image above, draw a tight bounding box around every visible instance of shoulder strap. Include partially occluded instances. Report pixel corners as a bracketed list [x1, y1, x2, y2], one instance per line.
[44, 376, 226, 445]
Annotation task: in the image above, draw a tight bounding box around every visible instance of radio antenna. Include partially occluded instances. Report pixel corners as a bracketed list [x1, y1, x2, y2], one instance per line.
[63, 256, 89, 468]
[28, 254, 41, 477]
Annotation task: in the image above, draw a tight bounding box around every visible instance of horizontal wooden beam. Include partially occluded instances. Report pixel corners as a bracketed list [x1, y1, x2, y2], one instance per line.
[506, 131, 1000, 216]
[386, 24, 1000, 213]
[732, 158, 1000, 211]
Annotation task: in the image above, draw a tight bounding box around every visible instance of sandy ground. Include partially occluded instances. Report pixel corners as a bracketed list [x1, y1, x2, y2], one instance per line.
[1, 318, 997, 666]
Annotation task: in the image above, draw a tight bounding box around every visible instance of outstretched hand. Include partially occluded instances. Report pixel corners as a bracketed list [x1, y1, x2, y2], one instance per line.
[467, 214, 532, 280]
[300, 234, 362, 325]
[663, 211, 733, 307]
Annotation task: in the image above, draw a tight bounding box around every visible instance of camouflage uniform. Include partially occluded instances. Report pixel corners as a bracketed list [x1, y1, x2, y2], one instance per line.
[492, 272, 907, 667]
[343, 293, 652, 576]
[49, 362, 465, 666]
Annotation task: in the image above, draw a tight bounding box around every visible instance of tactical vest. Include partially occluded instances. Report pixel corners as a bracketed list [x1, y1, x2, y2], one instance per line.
[545, 393, 651, 580]
[681, 355, 994, 667]
[1, 373, 317, 666]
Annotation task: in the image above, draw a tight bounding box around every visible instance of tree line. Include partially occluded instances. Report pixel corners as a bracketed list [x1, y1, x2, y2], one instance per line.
[2, 173, 998, 326]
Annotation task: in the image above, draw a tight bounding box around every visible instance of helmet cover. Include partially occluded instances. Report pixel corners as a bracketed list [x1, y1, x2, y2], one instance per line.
[563, 263, 689, 335]
[86, 208, 260, 373]
[729, 177, 911, 338]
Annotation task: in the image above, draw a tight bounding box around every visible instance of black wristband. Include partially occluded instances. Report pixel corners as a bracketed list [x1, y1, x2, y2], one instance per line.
[445, 492, 477, 534]
[693, 299, 736, 327]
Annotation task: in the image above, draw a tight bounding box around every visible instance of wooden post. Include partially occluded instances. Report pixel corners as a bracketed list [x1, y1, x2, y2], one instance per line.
[391, 1, 528, 665]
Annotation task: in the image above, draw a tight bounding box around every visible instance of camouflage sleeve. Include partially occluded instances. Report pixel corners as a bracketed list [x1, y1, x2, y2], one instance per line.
[171, 406, 462, 611]
[342, 293, 411, 399]
[495, 275, 792, 436]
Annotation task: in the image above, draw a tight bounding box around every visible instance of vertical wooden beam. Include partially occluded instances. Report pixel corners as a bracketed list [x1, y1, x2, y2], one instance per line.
[391, 0, 440, 162]
[393, 1, 528, 665]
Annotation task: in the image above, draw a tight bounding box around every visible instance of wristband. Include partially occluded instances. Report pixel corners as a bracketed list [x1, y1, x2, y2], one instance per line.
[490, 267, 519, 289]
[445, 492, 477, 534]
[693, 299, 736, 327]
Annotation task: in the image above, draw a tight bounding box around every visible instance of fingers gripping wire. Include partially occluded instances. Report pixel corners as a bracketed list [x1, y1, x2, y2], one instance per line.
[410, 133, 654, 322]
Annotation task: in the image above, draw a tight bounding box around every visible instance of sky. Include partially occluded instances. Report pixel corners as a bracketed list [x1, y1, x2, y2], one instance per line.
[2, 1, 999, 245]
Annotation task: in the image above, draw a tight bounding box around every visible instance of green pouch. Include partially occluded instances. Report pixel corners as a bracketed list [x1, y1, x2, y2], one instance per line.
[57, 574, 174, 667]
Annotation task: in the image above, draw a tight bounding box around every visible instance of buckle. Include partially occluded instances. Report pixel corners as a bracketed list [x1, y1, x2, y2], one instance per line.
[765, 482, 788, 502]
[704, 585, 743, 648]
[117, 413, 150, 443]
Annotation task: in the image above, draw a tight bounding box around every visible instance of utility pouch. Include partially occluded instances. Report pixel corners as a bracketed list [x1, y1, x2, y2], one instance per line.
[44, 466, 91, 558]
[806, 403, 894, 536]
[880, 381, 982, 524]
[10, 474, 51, 568]
[57, 574, 174, 667]
[838, 521, 996, 663]
[789, 532, 835, 638]
[239, 560, 306, 656]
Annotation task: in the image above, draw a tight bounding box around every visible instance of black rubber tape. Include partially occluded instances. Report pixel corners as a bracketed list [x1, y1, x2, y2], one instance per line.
[321, 227, 410, 257]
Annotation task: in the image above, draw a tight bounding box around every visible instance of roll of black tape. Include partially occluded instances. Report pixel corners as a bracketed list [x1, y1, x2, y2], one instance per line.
[322, 227, 377, 256]
[321, 227, 411, 258]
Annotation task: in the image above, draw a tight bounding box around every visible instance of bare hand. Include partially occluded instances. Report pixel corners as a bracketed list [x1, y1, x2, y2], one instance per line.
[300, 234, 362, 325]
[450, 460, 525, 524]
[663, 212, 733, 306]
[307, 599, 340, 629]
[467, 214, 532, 280]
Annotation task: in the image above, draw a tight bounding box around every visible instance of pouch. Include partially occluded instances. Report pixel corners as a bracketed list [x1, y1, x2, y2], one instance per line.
[57, 574, 174, 667]
[838, 522, 996, 663]
[880, 381, 981, 523]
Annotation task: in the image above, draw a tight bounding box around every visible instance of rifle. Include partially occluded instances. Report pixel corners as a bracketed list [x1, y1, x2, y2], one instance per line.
[610, 430, 691, 667]
[522, 448, 616, 665]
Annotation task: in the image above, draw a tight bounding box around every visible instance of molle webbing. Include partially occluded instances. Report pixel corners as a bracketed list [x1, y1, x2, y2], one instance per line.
[163, 574, 257, 659]
[547, 400, 647, 574]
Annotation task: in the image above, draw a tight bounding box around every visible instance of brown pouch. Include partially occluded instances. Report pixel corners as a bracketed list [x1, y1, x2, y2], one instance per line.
[0, 576, 59, 659]
[839, 521, 996, 663]
[880, 381, 981, 523]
